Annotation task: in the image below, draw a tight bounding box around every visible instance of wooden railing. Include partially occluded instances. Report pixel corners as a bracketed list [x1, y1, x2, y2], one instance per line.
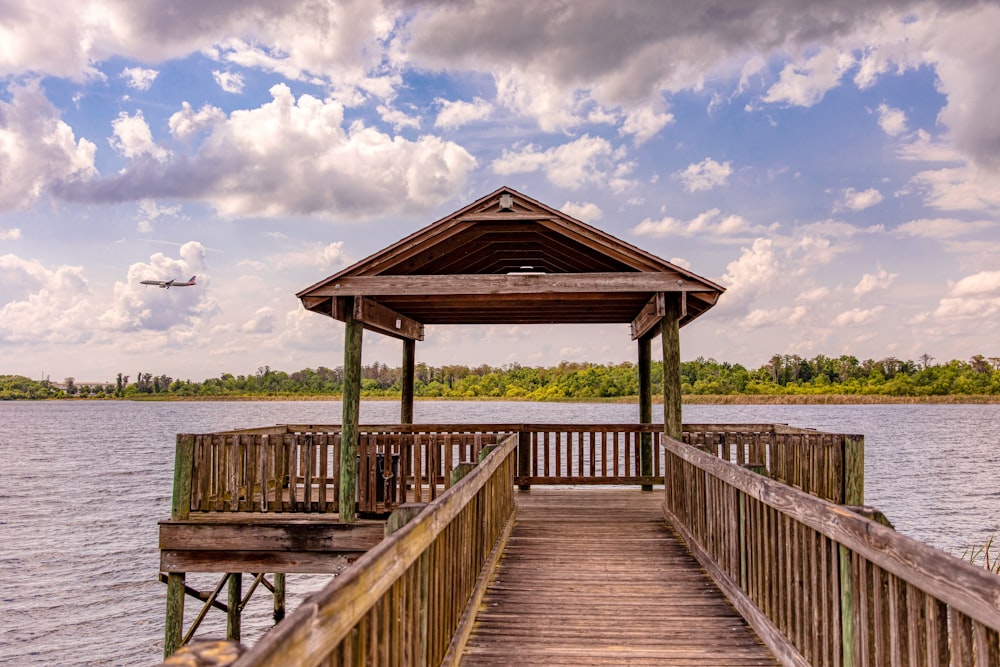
[662, 436, 1000, 666]
[683, 424, 864, 504]
[171, 423, 862, 518]
[230, 434, 518, 667]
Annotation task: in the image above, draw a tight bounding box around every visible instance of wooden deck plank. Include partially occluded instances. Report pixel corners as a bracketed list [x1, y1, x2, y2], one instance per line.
[461, 488, 778, 666]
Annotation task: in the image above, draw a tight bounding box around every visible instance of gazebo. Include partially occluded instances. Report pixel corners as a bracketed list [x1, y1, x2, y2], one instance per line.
[296, 186, 725, 521]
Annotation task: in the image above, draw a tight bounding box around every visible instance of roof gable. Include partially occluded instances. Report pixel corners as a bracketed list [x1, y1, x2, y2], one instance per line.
[297, 187, 724, 335]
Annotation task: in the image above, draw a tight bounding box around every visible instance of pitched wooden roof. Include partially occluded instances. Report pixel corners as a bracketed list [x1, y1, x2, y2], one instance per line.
[297, 187, 724, 340]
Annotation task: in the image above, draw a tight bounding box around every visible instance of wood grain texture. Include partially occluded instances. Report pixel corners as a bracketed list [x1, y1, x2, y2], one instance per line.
[461, 488, 777, 666]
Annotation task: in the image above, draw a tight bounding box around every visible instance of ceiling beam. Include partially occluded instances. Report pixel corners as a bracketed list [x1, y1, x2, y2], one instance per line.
[306, 273, 711, 297]
[631, 293, 665, 340]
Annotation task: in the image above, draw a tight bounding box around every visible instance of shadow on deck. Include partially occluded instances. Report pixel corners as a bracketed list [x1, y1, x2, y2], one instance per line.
[462, 487, 776, 666]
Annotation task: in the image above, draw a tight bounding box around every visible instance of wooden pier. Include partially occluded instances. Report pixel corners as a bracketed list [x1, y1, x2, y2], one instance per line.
[159, 188, 1000, 665]
[462, 487, 777, 666]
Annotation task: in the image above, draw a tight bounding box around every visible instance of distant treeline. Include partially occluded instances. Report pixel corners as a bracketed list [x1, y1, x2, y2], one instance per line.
[3, 353, 1000, 401]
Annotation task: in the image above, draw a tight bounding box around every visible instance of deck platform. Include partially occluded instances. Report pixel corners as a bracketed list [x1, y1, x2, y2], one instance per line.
[461, 487, 778, 666]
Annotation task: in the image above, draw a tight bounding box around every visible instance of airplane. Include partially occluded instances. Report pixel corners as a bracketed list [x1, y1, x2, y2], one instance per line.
[140, 275, 197, 289]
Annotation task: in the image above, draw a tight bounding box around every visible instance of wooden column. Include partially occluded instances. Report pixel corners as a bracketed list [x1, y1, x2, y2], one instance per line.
[401, 338, 415, 424]
[164, 434, 194, 658]
[341, 297, 363, 523]
[227, 573, 242, 641]
[164, 573, 185, 658]
[272, 573, 286, 622]
[661, 294, 682, 441]
[638, 336, 653, 491]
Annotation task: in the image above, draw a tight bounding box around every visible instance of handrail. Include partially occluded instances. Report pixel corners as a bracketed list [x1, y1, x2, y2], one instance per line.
[170, 423, 861, 519]
[231, 434, 518, 666]
[662, 436, 1000, 666]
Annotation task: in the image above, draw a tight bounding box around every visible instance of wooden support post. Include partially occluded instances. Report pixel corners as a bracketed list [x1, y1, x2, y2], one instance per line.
[638, 336, 653, 491]
[341, 297, 363, 523]
[385, 502, 427, 536]
[843, 435, 864, 506]
[661, 294, 682, 441]
[839, 545, 856, 667]
[164, 434, 195, 658]
[517, 430, 531, 490]
[272, 573, 286, 622]
[450, 462, 476, 486]
[164, 573, 186, 658]
[401, 338, 415, 424]
[227, 573, 242, 641]
[171, 435, 195, 520]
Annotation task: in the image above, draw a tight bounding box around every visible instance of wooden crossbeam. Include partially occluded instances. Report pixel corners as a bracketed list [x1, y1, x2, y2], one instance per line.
[326, 296, 424, 340]
[307, 272, 703, 297]
[630, 292, 665, 340]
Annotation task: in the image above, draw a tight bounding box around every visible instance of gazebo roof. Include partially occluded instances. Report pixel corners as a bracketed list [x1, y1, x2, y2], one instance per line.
[297, 186, 724, 341]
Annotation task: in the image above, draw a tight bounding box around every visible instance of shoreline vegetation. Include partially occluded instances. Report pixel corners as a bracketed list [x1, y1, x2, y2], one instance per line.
[4, 353, 1000, 403]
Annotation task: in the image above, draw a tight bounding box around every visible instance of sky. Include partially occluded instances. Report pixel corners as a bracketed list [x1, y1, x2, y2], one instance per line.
[2, 0, 999, 383]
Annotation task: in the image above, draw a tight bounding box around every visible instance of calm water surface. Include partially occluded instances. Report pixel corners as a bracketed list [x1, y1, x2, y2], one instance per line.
[1, 400, 998, 665]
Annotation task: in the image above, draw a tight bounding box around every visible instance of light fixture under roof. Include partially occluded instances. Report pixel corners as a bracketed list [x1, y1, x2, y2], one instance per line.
[507, 265, 546, 275]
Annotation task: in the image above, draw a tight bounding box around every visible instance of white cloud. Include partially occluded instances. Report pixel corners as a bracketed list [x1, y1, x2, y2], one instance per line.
[212, 70, 245, 94]
[109, 110, 171, 162]
[560, 201, 603, 223]
[168, 102, 227, 141]
[619, 105, 673, 145]
[933, 271, 1000, 321]
[101, 241, 216, 332]
[120, 66, 158, 90]
[896, 218, 996, 239]
[1, 228, 22, 240]
[833, 306, 885, 327]
[377, 103, 421, 131]
[676, 158, 732, 192]
[633, 208, 771, 239]
[434, 97, 493, 129]
[493, 69, 583, 134]
[0, 80, 97, 211]
[265, 241, 350, 271]
[876, 103, 907, 136]
[743, 305, 807, 329]
[762, 47, 854, 107]
[492, 135, 620, 189]
[717, 238, 783, 309]
[834, 187, 883, 212]
[242, 307, 277, 334]
[854, 266, 897, 296]
[0, 254, 92, 344]
[907, 164, 1000, 212]
[62, 85, 477, 218]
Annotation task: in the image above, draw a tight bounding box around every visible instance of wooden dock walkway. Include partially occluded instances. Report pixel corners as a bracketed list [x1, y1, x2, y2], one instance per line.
[461, 487, 778, 666]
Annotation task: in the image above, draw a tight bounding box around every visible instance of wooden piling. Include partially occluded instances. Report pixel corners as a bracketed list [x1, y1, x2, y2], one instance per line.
[638, 336, 653, 491]
[272, 574, 285, 622]
[401, 338, 415, 425]
[341, 298, 363, 523]
[661, 295, 682, 440]
[227, 573, 242, 641]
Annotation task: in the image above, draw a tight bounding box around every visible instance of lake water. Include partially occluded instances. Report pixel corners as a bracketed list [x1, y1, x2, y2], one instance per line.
[1, 400, 998, 665]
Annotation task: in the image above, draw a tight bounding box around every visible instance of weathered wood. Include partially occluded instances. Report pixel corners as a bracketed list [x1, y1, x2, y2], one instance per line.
[312, 272, 714, 297]
[236, 436, 517, 666]
[342, 296, 425, 340]
[517, 430, 531, 490]
[341, 298, 363, 523]
[227, 573, 242, 641]
[843, 435, 864, 505]
[401, 338, 415, 424]
[272, 573, 285, 622]
[172, 435, 196, 520]
[638, 336, 653, 491]
[159, 519, 384, 553]
[630, 292, 665, 340]
[165, 572, 186, 658]
[161, 550, 354, 574]
[162, 639, 245, 666]
[386, 503, 427, 536]
[462, 488, 778, 665]
[661, 294, 682, 440]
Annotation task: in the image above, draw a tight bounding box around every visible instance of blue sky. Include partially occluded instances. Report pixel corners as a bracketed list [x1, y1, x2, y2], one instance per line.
[2, 1, 999, 383]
